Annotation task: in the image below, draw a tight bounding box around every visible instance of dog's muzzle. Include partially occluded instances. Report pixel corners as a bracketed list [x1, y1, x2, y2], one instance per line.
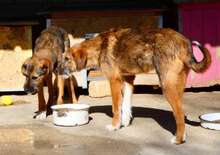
[61, 69, 72, 79]
[57, 67, 73, 79]
[24, 85, 38, 95]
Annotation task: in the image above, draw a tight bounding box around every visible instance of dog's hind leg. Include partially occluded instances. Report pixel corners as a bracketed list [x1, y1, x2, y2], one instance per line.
[161, 81, 186, 144]
[106, 74, 123, 130]
[67, 76, 78, 104]
[121, 75, 135, 127]
[158, 61, 187, 144]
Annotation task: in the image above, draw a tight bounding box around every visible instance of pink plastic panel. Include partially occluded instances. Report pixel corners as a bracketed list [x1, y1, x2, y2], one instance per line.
[181, 2, 220, 87]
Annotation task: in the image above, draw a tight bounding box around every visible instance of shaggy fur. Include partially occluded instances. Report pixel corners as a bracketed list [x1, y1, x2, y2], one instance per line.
[21, 26, 77, 120]
[58, 28, 211, 144]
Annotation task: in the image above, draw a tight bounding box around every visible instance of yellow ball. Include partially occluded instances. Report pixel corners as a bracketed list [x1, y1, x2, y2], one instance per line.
[1, 96, 13, 106]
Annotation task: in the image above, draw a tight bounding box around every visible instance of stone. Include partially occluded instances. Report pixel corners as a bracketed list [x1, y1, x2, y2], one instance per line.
[88, 80, 111, 98]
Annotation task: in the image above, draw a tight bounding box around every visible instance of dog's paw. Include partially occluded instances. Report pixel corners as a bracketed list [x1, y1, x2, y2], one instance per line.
[35, 111, 47, 120]
[105, 124, 121, 131]
[170, 133, 186, 144]
[122, 116, 131, 127]
[170, 136, 178, 144]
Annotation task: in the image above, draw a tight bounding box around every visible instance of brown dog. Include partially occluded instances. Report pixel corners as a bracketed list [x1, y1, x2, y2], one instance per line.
[58, 28, 211, 144]
[21, 26, 78, 120]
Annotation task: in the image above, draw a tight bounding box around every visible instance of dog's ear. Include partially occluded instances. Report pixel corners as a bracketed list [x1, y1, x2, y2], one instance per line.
[21, 57, 31, 75]
[39, 59, 53, 75]
[73, 48, 87, 71]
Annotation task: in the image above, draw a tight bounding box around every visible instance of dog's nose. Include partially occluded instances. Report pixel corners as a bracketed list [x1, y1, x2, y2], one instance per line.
[24, 86, 30, 93]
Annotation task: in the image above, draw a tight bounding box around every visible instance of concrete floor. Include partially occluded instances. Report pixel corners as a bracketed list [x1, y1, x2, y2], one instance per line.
[0, 86, 220, 155]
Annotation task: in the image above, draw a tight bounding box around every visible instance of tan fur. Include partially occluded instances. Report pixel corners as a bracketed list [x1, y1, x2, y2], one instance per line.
[58, 28, 211, 144]
[21, 27, 77, 119]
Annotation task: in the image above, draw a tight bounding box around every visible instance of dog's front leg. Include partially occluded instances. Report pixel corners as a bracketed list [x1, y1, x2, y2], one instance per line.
[36, 80, 47, 120]
[106, 76, 123, 131]
[67, 76, 78, 104]
[121, 75, 135, 127]
[45, 75, 55, 109]
[56, 74, 65, 105]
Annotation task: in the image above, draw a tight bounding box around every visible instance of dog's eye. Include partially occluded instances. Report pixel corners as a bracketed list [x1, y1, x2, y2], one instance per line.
[32, 76, 38, 80]
[65, 57, 69, 61]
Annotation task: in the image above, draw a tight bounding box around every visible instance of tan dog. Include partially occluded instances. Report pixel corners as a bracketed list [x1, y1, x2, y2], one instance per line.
[58, 28, 211, 144]
[21, 26, 77, 120]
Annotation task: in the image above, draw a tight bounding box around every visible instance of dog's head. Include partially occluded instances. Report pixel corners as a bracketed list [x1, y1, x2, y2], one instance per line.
[21, 57, 53, 94]
[57, 45, 87, 79]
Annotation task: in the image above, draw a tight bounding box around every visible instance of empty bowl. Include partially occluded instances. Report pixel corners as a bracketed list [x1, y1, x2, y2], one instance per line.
[51, 104, 90, 126]
[199, 113, 220, 130]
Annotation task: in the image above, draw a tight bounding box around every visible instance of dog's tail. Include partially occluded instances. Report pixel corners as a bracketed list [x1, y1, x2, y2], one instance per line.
[186, 41, 211, 73]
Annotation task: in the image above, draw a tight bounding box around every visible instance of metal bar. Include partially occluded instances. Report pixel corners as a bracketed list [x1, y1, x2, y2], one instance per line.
[82, 69, 88, 89]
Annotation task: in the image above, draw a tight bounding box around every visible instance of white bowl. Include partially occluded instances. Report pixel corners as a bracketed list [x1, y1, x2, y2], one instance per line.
[51, 104, 90, 126]
[199, 113, 220, 130]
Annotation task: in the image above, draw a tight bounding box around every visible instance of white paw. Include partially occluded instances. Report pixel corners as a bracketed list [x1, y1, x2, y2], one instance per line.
[122, 116, 131, 127]
[35, 111, 47, 120]
[170, 133, 186, 144]
[170, 136, 177, 144]
[105, 124, 121, 131]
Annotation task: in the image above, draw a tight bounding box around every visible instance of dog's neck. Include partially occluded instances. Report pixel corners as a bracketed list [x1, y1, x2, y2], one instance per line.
[81, 36, 103, 69]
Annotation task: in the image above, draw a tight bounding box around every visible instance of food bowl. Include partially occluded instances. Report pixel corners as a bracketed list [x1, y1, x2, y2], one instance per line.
[51, 104, 90, 126]
[199, 113, 220, 130]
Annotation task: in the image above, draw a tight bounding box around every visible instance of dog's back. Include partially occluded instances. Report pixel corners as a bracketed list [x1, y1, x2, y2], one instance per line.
[41, 26, 70, 51]
[34, 26, 70, 63]
[99, 28, 210, 76]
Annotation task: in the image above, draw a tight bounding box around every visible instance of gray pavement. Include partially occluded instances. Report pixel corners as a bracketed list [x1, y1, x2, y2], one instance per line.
[0, 88, 220, 155]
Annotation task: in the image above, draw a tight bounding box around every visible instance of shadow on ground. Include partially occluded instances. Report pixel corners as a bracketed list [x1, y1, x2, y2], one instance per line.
[89, 105, 200, 135]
